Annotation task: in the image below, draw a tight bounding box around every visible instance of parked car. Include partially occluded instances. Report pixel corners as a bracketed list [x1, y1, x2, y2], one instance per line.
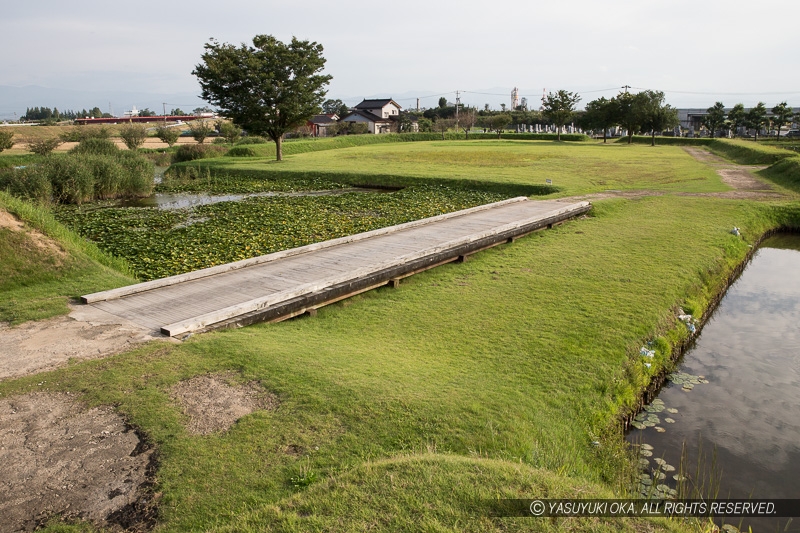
[785, 130, 800, 138]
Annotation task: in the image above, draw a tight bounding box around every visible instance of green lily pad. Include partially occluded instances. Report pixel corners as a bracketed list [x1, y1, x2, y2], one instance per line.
[664, 417, 676, 424]
[639, 474, 653, 485]
[639, 458, 650, 468]
[631, 421, 646, 430]
[666, 408, 678, 414]
[653, 471, 667, 480]
[640, 443, 654, 451]
[673, 474, 687, 482]
[662, 464, 676, 472]
[634, 413, 648, 422]
[682, 383, 694, 391]
[656, 484, 671, 492]
[653, 457, 666, 466]
[640, 449, 653, 457]
[654, 426, 666, 433]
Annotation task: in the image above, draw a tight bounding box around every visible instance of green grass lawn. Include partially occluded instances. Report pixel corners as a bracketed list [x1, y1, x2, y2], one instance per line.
[188, 140, 731, 196]
[2, 140, 800, 532]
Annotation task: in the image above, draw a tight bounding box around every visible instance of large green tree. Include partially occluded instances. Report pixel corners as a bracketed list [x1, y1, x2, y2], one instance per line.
[771, 101, 794, 140]
[702, 102, 726, 139]
[193, 35, 332, 161]
[635, 90, 678, 146]
[746, 102, 768, 141]
[541, 90, 581, 141]
[582, 97, 620, 143]
[727, 103, 746, 137]
[616, 92, 644, 144]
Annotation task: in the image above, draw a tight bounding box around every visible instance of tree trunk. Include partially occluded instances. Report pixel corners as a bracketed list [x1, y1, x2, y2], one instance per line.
[651, 130, 655, 147]
[776, 125, 781, 141]
[557, 125, 561, 141]
[275, 135, 283, 161]
[602, 128, 607, 143]
[628, 131, 633, 144]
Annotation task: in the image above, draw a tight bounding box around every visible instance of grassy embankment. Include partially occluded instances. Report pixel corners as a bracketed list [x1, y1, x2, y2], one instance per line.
[0, 191, 134, 323]
[2, 138, 800, 531]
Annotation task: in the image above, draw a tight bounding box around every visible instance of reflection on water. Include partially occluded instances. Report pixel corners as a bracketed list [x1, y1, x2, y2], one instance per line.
[628, 234, 800, 531]
[118, 187, 395, 209]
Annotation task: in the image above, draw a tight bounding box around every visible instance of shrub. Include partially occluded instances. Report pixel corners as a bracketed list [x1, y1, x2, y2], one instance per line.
[155, 125, 180, 147]
[85, 155, 126, 199]
[173, 144, 227, 163]
[217, 121, 241, 144]
[116, 151, 154, 197]
[0, 130, 14, 152]
[189, 121, 213, 144]
[1, 166, 52, 203]
[70, 137, 119, 156]
[119, 124, 148, 150]
[27, 137, 62, 155]
[59, 126, 111, 143]
[45, 156, 95, 204]
[225, 146, 259, 157]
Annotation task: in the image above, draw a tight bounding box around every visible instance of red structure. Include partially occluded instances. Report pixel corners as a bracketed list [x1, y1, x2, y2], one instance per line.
[73, 116, 197, 125]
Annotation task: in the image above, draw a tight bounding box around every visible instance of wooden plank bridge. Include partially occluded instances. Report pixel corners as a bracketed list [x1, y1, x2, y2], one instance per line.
[82, 197, 591, 337]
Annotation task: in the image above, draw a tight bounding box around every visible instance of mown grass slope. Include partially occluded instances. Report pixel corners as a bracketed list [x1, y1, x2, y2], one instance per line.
[179, 140, 730, 196]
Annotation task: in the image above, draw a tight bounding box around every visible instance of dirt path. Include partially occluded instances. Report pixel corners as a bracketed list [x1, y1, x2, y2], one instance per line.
[0, 305, 174, 381]
[680, 146, 785, 199]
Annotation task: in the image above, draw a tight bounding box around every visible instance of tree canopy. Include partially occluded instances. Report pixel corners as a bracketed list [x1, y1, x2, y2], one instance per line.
[771, 102, 794, 139]
[541, 90, 580, 140]
[746, 102, 768, 141]
[193, 34, 331, 161]
[582, 97, 620, 143]
[702, 102, 726, 139]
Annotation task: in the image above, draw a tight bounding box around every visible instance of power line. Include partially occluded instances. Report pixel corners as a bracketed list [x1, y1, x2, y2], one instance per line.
[631, 86, 800, 97]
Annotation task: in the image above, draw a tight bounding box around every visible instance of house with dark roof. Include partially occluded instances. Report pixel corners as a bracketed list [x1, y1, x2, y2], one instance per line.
[307, 114, 339, 137]
[339, 98, 416, 134]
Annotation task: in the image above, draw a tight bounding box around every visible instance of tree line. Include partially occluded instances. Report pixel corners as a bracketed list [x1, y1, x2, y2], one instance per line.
[700, 101, 794, 141]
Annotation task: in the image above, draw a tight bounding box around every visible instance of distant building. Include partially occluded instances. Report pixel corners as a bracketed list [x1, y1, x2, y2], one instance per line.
[307, 114, 339, 137]
[338, 98, 416, 134]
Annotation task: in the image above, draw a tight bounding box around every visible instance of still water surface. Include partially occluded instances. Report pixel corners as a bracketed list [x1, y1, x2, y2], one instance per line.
[628, 234, 800, 530]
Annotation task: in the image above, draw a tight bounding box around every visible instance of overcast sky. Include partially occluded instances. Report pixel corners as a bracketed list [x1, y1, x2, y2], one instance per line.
[2, 0, 799, 112]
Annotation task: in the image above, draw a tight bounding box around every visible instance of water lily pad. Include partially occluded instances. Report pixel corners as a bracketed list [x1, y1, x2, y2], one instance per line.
[640, 443, 654, 451]
[682, 383, 694, 391]
[639, 458, 650, 468]
[631, 421, 646, 430]
[651, 398, 664, 405]
[634, 413, 648, 422]
[640, 473, 653, 483]
[666, 408, 678, 414]
[654, 426, 666, 433]
[653, 457, 666, 466]
[653, 471, 667, 480]
[664, 417, 675, 424]
[662, 464, 676, 472]
[673, 474, 687, 482]
[656, 484, 671, 492]
[639, 449, 653, 457]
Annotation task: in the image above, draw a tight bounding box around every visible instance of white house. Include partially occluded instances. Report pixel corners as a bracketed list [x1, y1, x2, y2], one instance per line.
[339, 98, 410, 134]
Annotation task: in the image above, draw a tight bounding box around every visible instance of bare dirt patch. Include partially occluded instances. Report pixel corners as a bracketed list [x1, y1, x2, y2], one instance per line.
[170, 372, 278, 435]
[0, 304, 174, 381]
[682, 146, 780, 197]
[0, 210, 67, 260]
[0, 392, 156, 532]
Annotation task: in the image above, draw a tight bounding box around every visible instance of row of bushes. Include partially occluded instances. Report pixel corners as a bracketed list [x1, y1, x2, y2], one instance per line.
[0, 139, 153, 204]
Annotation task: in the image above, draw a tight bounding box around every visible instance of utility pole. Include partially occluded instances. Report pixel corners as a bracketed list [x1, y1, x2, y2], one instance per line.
[622, 85, 631, 93]
[163, 102, 167, 122]
[455, 90, 460, 130]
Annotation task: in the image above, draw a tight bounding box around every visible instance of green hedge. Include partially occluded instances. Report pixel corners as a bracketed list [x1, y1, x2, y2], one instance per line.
[760, 156, 800, 192]
[614, 135, 716, 146]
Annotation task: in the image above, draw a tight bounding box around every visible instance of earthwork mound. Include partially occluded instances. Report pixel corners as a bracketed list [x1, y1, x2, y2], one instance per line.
[170, 371, 278, 435]
[0, 392, 157, 532]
